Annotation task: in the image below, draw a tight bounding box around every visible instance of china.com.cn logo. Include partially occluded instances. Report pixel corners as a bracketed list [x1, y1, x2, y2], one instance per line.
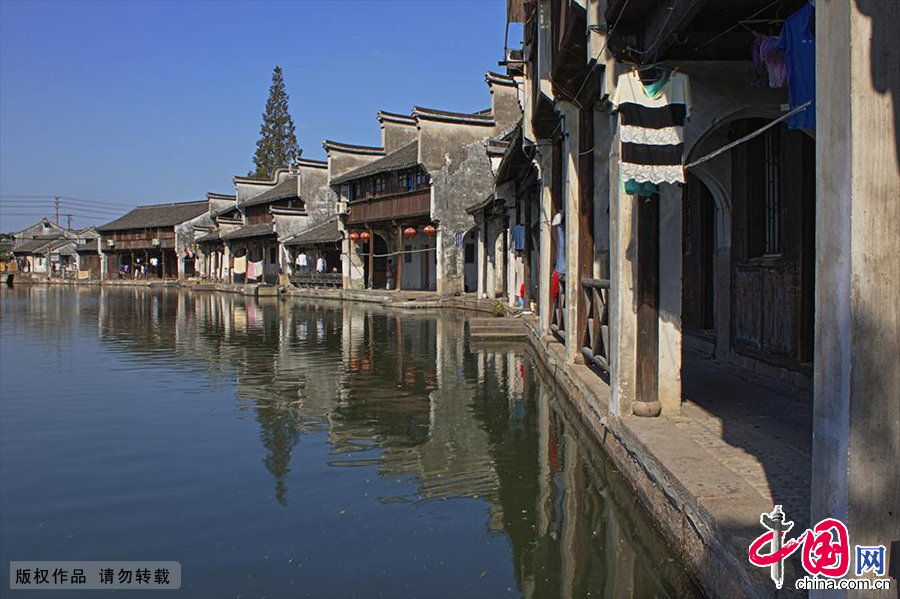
[748, 505, 887, 589]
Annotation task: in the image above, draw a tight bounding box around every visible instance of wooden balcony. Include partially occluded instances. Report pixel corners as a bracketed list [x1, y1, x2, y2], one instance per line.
[346, 188, 431, 226]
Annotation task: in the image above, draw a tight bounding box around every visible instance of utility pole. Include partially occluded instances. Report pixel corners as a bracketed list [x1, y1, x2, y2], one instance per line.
[54, 197, 60, 225]
[66, 214, 72, 230]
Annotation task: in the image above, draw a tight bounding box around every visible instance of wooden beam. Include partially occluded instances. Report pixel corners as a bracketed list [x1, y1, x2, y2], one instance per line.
[636, 0, 709, 63]
[367, 227, 374, 289]
[396, 225, 402, 291]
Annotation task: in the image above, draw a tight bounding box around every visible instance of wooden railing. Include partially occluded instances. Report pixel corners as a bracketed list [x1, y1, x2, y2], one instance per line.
[580, 278, 610, 375]
[290, 273, 341, 288]
[346, 188, 430, 225]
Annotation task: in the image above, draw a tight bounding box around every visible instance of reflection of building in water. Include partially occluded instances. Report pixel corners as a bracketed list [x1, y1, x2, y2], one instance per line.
[327, 309, 502, 506]
[75, 287, 698, 596]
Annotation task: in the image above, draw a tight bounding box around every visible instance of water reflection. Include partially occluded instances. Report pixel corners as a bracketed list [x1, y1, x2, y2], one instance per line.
[0, 285, 699, 598]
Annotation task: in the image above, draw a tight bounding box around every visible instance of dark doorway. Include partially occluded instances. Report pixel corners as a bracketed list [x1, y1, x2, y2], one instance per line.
[730, 118, 815, 372]
[365, 234, 389, 289]
[682, 175, 716, 339]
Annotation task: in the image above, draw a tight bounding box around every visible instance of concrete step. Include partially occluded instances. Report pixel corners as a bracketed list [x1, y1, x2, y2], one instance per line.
[470, 329, 527, 340]
[469, 318, 523, 328]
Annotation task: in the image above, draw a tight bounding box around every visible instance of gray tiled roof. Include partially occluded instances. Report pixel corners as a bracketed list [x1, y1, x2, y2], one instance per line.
[211, 203, 240, 218]
[331, 141, 419, 185]
[220, 222, 275, 241]
[13, 238, 57, 253]
[76, 239, 98, 252]
[96, 201, 208, 232]
[195, 230, 221, 244]
[283, 218, 341, 247]
[240, 177, 299, 208]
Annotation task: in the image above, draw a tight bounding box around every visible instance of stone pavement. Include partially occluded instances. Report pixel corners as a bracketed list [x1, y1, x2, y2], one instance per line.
[676, 349, 813, 532]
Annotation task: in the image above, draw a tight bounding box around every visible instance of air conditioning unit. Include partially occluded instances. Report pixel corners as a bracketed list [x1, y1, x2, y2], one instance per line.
[106, 239, 115, 247]
[152, 238, 160, 246]
[335, 201, 349, 215]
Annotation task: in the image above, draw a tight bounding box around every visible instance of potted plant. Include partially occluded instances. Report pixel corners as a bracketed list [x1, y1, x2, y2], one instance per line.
[492, 300, 505, 318]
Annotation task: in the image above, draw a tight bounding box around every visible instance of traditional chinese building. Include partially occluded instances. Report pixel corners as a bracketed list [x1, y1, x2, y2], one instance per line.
[328, 74, 521, 294]
[96, 200, 209, 279]
[497, 0, 898, 594]
[219, 158, 335, 285]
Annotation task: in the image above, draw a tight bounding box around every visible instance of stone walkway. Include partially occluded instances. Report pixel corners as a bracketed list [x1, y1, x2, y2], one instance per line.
[675, 350, 813, 532]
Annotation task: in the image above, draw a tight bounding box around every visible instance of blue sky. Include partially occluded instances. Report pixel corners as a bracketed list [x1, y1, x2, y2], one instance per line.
[0, 0, 517, 232]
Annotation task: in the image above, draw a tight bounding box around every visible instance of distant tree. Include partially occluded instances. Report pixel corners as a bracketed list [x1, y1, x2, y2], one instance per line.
[249, 66, 299, 179]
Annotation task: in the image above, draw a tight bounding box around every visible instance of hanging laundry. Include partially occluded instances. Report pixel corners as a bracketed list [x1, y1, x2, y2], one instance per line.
[775, 1, 815, 129]
[751, 35, 787, 88]
[612, 69, 691, 186]
[624, 179, 660, 197]
[233, 255, 247, 275]
[515, 255, 525, 300]
[552, 212, 566, 275]
[512, 225, 525, 251]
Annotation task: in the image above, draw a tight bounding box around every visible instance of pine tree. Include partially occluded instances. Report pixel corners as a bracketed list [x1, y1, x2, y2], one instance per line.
[249, 66, 299, 180]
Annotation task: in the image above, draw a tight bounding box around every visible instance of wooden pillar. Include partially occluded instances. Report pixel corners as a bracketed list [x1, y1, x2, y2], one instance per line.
[367, 227, 374, 289]
[634, 194, 661, 417]
[577, 107, 595, 358]
[396, 225, 403, 291]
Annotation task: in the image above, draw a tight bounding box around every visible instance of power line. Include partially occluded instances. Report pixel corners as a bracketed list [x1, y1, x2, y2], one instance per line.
[0, 194, 128, 209]
[0, 200, 124, 215]
[0, 211, 107, 219]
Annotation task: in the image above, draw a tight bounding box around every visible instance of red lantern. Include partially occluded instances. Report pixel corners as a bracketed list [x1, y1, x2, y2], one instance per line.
[403, 226, 417, 239]
[348, 232, 360, 243]
[423, 224, 437, 237]
[360, 231, 371, 242]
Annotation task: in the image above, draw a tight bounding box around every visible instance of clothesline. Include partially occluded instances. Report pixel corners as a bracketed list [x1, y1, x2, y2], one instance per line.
[345, 246, 437, 259]
[684, 100, 811, 170]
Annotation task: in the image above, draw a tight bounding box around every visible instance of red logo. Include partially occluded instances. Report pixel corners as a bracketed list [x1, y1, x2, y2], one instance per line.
[749, 506, 850, 588]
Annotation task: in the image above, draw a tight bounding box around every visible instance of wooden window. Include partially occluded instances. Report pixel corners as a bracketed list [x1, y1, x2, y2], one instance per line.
[404, 245, 412, 263]
[742, 123, 783, 258]
[374, 176, 385, 193]
[416, 171, 428, 187]
[398, 171, 412, 191]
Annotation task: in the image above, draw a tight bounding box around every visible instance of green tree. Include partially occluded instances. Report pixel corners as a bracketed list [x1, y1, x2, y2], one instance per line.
[249, 66, 299, 179]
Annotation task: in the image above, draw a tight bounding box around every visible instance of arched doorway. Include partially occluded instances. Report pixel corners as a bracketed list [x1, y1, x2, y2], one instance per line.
[729, 118, 815, 370]
[684, 117, 816, 373]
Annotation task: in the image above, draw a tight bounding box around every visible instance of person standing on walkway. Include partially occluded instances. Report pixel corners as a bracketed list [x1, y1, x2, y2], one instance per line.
[316, 255, 326, 273]
[386, 259, 394, 290]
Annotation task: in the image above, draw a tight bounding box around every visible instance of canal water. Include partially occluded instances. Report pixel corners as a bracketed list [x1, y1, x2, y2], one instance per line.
[0, 286, 700, 598]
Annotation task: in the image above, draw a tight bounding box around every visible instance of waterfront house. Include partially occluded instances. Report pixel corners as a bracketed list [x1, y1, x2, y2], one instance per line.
[96, 200, 209, 279]
[328, 75, 521, 294]
[497, 0, 898, 594]
[222, 158, 335, 285]
[194, 191, 238, 281]
[10, 218, 72, 275]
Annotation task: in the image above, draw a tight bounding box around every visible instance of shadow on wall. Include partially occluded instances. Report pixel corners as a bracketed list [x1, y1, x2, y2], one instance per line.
[856, 0, 900, 171]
